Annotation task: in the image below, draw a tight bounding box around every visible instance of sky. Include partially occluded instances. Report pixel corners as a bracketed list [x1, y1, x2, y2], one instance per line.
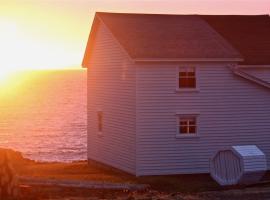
[0, 0, 269, 71]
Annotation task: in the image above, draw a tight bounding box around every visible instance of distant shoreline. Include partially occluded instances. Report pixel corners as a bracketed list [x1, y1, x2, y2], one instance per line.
[11, 68, 86, 72]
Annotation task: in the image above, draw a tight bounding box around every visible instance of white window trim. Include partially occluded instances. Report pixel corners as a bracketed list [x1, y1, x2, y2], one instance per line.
[176, 113, 200, 138]
[175, 66, 200, 92]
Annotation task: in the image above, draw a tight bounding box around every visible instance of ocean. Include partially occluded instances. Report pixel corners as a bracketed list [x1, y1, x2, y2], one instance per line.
[0, 69, 87, 162]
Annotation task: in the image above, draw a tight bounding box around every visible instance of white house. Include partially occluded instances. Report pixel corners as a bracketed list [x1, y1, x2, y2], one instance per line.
[82, 13, 270, 176]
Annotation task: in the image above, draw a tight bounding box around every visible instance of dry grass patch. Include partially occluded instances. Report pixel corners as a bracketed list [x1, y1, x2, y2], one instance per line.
[4, 148, 270, 194]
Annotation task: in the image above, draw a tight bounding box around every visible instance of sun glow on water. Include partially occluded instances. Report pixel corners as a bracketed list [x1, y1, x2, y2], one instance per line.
[0, 18, 78, 93]
[0, 71, 30, 98]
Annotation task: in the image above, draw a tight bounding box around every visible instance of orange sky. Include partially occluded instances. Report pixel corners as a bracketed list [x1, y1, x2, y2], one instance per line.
[0, 0, 269, 71]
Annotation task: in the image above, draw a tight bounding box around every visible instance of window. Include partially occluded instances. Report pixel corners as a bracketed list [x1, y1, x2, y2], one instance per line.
[97, 111, 103, 132]
[179, 67, 196, 88]
[178, 117, 197, 135]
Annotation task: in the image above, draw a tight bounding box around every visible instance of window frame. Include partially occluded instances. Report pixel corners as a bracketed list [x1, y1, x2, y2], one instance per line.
[97, 110, 103, 135]
[176, 66, 199, 92]
[176, 113, 199, 138]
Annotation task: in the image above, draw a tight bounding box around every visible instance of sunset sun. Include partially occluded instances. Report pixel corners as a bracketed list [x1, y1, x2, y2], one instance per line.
[0, 12, 83, 81]
[0, 69, 16, 84]
[0, 20, 21, 81]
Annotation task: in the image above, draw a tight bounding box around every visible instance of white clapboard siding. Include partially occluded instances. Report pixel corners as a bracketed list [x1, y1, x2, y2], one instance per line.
[86, 21, 136, 174]
[85, 22, 270, 176]
[136, 63, 270, 176]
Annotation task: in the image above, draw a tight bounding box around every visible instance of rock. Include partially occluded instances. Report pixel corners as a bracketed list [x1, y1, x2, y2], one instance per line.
[0, 150, 19, 199]
[126, 195, 136, 200]
[0, 148, 32, 166]
[169, 193, 186, 200]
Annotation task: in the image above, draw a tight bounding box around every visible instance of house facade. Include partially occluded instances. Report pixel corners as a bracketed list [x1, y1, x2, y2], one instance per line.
[82, 13, 270, 176]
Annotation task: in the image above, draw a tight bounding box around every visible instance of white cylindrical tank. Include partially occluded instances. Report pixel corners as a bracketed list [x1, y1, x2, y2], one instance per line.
[210, 145, 267, 186]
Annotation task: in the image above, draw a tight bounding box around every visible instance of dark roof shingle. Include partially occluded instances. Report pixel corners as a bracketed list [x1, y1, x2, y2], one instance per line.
[83, 13, 270, 65]
[97, 12, 242, 60]
[202, 15, 270, 65]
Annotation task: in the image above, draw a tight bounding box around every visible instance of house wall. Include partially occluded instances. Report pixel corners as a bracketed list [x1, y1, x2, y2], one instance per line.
[85, 22, 137, 174]
[136, 62, 270, 176]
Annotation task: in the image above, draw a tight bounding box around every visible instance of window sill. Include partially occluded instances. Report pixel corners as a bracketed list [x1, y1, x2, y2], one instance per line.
[175, 134, 199, 139]
[175, 88, 200, 93]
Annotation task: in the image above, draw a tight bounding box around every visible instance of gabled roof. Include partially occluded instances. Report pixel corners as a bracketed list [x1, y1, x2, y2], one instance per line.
[202, 15, 270, 65]
[82, 12, 270, 66]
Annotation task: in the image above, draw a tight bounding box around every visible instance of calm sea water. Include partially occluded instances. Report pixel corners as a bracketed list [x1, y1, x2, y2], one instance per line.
[0, 69, 87, 162]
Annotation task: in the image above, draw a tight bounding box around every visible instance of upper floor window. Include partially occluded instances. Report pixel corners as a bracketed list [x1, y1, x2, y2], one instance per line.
[178, 117, 197, 135]
[179, 67, 196, 88]
[97, 111, 103, 132]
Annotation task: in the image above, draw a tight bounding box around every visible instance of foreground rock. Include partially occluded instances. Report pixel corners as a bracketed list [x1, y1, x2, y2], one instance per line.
[0, 149, 19, 199]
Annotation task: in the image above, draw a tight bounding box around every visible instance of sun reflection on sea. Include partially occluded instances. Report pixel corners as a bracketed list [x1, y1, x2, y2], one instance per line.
[0, 69, 87, 161]
[0, 70, 34, 99]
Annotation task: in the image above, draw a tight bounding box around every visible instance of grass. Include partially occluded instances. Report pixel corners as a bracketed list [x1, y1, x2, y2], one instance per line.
[17, 160, 220, 193]
[137, 174, 220, 193]
[17, 161, 136, 183]
[4, 148, 270, 194]
[9, 153, 221, 193]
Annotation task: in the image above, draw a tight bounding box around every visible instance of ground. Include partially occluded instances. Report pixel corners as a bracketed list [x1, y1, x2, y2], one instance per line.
[18, 184, 270, 200]
[3, 148, 270, 199]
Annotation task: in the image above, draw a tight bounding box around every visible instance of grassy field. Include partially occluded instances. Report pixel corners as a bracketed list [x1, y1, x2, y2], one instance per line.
[18, 160, 222, 192]
[3, 150, 270, 199]
[5, 147, 221, 193]
[3, 148, 234, 193]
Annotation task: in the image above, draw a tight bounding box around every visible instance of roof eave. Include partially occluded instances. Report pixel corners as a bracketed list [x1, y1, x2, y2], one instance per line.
[82, 14, 101, 68]
[134, 57, 244, 63]
[238, 64, 270, 68]
[231, 66, 270, 89]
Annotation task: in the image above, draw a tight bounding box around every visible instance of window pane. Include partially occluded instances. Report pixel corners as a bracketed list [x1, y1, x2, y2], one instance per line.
[180, 126, 188, 134]
[180, 120, 187, 125]
[189, 119, 196, 126]
[179, 78, 188, 87]
[186, 78, 196, 88]
[189, 126, 196, 134]
[179, 72, 187, 77]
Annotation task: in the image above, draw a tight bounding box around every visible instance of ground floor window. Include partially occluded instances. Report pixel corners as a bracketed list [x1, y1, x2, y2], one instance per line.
[178, 116, 197, 135]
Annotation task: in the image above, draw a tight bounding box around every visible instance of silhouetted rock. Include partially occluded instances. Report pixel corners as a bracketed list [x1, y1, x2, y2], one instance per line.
[0, 149, 19, 199]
